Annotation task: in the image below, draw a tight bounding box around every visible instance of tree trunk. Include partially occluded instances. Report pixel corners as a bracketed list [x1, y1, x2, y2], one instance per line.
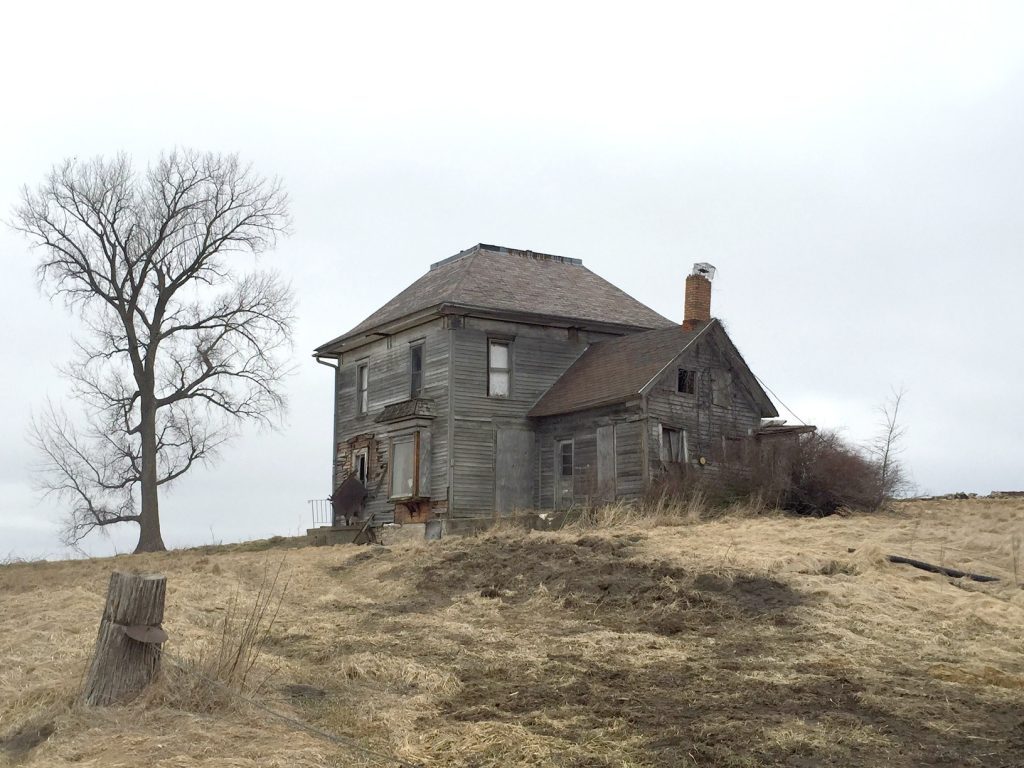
[136, 395, 166, 553]
[82, 571, 167, 706]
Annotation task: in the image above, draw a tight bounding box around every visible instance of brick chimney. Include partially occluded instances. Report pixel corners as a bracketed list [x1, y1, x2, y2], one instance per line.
[683, 262, 715, 329]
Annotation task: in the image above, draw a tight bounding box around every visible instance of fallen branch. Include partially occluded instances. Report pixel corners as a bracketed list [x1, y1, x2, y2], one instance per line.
[887, 555, 1000, 583]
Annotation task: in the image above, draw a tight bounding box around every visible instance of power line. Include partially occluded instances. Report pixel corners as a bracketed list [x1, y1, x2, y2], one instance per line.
[753, 374, 807, 426]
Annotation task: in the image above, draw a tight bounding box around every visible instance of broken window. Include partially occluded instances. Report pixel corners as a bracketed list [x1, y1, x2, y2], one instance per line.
[353, 448, 368, 486]
[660, 426, 688, 463]
[488, 340, 511, 397]
[356, 363, 369, 414]
[677, 369, 696, 395]
[409, 342, 424, 398]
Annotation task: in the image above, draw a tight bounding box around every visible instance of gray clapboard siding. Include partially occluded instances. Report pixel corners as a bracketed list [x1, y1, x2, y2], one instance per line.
[448, 318, 592, 517]
[333, 319, 451, 519]
[614, 420, 645, 498]
[644, 335, 762, 482]
[453, 418, 495, 515]
[533, 403, 644, 507]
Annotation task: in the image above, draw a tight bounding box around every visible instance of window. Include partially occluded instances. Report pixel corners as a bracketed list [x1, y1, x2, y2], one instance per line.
[677, 369, 696, 395]
[712, 371, 732, 407]
[390, 435, 417, 498]
[409, 342, 424, 398]
[356, 363, 369, 414]
[660, 426, 688, 463]
[488, 340, 511, 397]
[560, 440, 574, 476]
[353, 448, 368, 486]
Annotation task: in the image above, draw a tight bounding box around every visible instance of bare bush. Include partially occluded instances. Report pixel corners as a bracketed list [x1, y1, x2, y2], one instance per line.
[780, 430, 883, 515]
[157, 558, 288, 712]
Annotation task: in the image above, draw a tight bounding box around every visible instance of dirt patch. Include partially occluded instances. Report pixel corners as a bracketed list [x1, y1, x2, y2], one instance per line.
[0, 720, 54, 762]
[400, 533, 803, 637]
[439, 651, 1024, 767]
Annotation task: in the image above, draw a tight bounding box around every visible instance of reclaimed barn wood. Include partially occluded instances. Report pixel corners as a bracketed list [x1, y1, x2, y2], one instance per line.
[82, 571, 166, 706]
[313, 246, 811, 537]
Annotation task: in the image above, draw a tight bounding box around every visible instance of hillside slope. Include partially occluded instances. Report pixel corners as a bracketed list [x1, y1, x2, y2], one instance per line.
[2, 498, 1023, 767]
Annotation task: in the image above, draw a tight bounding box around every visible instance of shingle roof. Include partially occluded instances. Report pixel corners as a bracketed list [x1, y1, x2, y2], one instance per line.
[316, 244, 675, 352]
[527, 322, 713, 418]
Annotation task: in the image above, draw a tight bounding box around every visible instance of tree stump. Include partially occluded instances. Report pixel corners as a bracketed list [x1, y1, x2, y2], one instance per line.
[82, 571, 167, 706]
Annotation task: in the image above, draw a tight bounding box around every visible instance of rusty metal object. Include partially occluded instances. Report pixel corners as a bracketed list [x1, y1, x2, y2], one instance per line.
[122, 624, 168, 644]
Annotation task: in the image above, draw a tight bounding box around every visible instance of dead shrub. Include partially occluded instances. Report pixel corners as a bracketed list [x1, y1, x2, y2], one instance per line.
[781, 430, 884, 516]
[156, 557, 289, 712]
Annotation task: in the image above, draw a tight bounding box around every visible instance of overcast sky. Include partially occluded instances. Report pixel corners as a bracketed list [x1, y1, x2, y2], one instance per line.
[2, 1, 1022, 559]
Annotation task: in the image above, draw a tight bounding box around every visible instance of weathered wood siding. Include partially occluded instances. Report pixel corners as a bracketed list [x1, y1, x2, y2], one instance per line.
[448, 318, 602, 517]
[533, 403, 645, 508]
[333, 319, 450, 522]
[644, 334, 762, 483]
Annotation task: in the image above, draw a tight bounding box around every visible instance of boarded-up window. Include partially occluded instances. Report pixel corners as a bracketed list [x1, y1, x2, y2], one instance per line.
[356, 363, 369, 414]
[488, 340, 511, 397]
[723, 436, 746, 465]
[409, 343, 424, 398]
[712, 371, 732, 407]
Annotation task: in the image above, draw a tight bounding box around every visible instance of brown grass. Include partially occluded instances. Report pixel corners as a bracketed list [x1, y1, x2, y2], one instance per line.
[2, 497, 1023, 767]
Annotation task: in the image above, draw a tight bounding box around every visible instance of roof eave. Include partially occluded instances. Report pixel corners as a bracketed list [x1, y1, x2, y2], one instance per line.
[314, 301, 673, 357]
[528, 395, 641, 420]
[313, 303, 448, 356]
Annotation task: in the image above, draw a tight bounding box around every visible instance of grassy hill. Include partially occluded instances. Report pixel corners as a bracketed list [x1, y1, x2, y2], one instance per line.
[2, 498, 1023, 767]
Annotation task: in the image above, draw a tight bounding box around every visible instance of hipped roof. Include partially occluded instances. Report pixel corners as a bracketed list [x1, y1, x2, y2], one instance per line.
[315, 244, 675, 353]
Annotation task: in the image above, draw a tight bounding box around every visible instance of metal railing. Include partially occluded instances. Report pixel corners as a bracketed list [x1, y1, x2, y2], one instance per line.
[307, 498, 333, 527]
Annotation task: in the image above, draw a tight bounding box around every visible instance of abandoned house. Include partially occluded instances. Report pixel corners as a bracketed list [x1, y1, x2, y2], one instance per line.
[313, 244, 810, 531]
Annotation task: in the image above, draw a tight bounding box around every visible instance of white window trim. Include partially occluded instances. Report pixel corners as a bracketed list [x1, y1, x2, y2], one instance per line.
[487, 338, 513, 398]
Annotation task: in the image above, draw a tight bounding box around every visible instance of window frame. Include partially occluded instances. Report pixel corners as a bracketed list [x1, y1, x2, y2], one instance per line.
[388, 432, 421, 501]
[559, 438, 574, 478]
[677, 368, 697, 395]
[659, 425, 689, 464]
[356, 361, 369, 415]
[353, 447, 369, 486]
[487, 338, 513, 398]
[409, 341, 425, 399]
[712, 370, 733, 407]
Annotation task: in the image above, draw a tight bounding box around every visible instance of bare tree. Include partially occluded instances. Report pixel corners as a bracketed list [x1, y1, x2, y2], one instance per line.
[13, 150, 294, 552]
[868, 385, 910, 507]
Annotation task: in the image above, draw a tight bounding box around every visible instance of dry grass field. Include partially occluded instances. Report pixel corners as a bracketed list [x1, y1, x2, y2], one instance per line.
[2, 497, 1023, 767]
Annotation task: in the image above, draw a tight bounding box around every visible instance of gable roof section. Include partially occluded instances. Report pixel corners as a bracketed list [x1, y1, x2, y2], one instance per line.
[528, 322, 712, 418]
[528, 320, 778, 419]
[315, 244, 675, 353]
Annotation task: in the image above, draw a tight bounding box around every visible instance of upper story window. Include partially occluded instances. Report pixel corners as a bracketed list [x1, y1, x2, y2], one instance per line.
[409, 342, 424, 398]
[677, 369, 697, 395]
[356, 362, 369, 415]
[712, 371, 733, 407]
[488, 340, 511, 398]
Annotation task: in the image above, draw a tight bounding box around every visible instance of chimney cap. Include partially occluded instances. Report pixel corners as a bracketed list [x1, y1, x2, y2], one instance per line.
[691, 262, 716, 280]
